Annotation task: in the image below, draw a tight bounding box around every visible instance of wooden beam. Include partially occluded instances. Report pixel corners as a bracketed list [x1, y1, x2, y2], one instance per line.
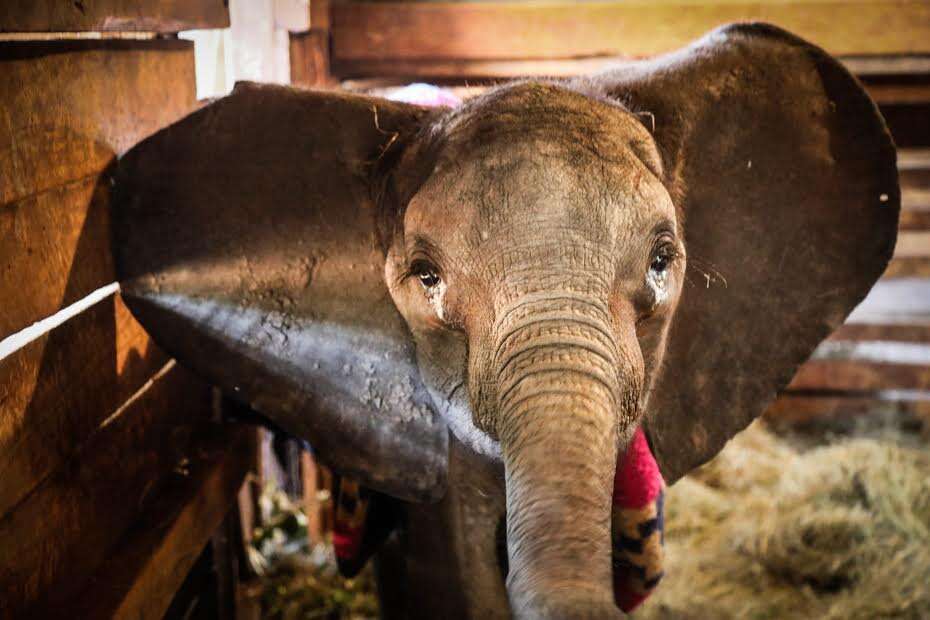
[894, 231, 930, 258]
[290, 29, 334, 88]
[66, 427, 258, 620]
[829, 322, 930, 344]
[0, 40, 196, 339]
[766, 393, 930, 425]
[331, 1, 930, 64]
[788, 359, 930, 391]
[885, 257, 930, 278]
[900, 210, 930, 231]
[0, 293, 168, 517]
[0, 363, 213, 617]
[0, 1, 228, 33]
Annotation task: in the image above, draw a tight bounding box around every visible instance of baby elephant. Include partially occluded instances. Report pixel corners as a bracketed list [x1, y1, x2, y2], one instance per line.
[114, 23, 898, 619]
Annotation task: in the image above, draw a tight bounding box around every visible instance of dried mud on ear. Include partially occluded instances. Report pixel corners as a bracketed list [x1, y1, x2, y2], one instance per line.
[114, 84, 449, 502]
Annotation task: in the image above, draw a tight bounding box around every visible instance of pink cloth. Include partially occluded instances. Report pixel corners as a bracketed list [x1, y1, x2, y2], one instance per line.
[386, 83, 462, 108]
[614, 427, 663, 509]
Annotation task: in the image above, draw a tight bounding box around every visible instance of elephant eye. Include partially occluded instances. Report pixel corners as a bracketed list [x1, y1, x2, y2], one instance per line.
[411, 260, 441, 289]
[651, 243, 677, 273]
[650, 252, 671, 275]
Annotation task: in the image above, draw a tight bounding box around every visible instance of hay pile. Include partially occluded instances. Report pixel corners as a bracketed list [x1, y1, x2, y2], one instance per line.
[636, 422, 930, 619]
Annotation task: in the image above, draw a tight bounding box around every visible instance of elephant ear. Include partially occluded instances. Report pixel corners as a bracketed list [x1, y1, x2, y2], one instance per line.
[114, 82, 448, 502]
[587, 23, 899, 482]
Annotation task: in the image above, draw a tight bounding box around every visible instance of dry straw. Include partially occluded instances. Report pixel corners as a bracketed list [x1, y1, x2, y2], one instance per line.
[636, 422, 930, 619]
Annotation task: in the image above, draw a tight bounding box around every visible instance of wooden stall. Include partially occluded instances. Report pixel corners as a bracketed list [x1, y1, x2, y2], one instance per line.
[0, 4, 261, 618]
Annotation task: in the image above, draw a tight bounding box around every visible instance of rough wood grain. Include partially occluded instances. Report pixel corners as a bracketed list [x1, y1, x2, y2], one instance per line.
[64, 426, 257, 620]
[0, 1, 228, 33]
[0, 363, 213, 618]
[0, 177, 114, 340]
[331, 1, 930, 63]
[0, 293, 168, 517]
[0, 40, 196, 340]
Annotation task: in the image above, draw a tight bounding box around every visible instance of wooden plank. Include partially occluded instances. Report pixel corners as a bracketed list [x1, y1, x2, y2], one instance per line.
[885, 257, 930, 278]
[0, 1, 228, 33]
[0, 293, 169, 517]
[334, 56, 930, 87]
[830, 323, 930, 343]
[898, 149, 930, 171]
[765, 393, 930, 425]
[0, 363, 213, 617]
[0, 40, 196, 339]
[1, 40, 196, 205]
[843, 56, 930, 77]
[331, 56, 621, 80]
[895, 231, 930, 258]
[330, 1, 930, 64]
[290, 29, 333, 88]
[64, 427, 258, 620]
[903, 187, 930, 211]
[864, 81, 930, 106]
[0, 177, 114, 341]
[900, 210, 930, 231]
[788, 359, 930, 391]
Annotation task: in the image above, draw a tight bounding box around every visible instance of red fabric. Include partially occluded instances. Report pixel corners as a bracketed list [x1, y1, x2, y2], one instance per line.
[614, 577, 650, 613]
[333, 527, 362, 560]
[613, 427, 663, 509]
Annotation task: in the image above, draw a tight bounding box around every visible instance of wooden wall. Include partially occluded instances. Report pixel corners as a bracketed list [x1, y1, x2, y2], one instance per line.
[0, 4, 258, 618]
[323, 1, 930, 79]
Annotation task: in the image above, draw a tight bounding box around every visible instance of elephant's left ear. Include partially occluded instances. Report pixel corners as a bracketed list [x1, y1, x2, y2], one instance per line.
[114, 83, 449, 502]
[585, 23, 899, 483]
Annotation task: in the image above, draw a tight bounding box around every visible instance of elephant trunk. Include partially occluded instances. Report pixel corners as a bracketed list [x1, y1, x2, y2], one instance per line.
[493, 296, 639, 618]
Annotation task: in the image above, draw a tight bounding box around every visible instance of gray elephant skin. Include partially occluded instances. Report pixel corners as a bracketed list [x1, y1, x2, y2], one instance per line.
[113, 23, 899, 619]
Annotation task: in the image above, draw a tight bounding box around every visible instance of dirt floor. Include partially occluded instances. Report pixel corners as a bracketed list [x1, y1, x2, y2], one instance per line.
[250, 420, 930, 619]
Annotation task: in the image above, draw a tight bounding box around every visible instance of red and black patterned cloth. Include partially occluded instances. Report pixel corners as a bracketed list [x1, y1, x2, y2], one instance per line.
[611, 427, 666, 612]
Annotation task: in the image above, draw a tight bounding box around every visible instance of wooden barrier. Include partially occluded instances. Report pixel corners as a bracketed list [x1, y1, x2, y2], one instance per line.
[0, 0, 228, 33]
[326, 1, 930, 78]
[0, 4, 261, 616]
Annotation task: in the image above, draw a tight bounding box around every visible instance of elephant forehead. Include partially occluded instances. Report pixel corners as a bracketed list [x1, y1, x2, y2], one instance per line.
[405, 137, 673, 254]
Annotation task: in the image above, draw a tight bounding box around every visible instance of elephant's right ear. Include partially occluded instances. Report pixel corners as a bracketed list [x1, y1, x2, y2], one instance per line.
[114, 83, 448, 502]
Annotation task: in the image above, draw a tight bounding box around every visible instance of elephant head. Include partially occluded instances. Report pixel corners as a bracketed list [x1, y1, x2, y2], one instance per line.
[114, 23, 898, 618]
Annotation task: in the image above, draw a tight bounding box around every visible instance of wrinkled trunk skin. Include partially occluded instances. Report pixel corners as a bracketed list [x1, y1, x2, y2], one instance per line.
[494, 296, 635, 619]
